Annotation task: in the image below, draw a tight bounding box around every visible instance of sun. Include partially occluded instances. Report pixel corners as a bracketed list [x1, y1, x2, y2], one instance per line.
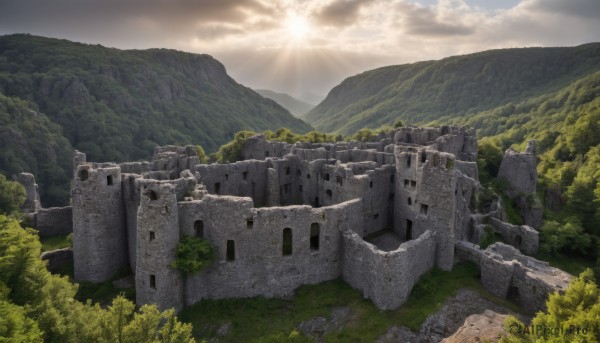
[284, 15, 311, 40]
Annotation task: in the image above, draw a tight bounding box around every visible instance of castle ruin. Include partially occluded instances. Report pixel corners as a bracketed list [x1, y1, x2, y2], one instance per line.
[21, 125, 571, 313]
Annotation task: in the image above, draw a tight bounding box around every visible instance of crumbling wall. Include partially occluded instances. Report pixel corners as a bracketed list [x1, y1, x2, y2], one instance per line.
[179, 197, 362, 305]
[318, 162, 394, 237]
[480, 243, 571, 313]
[497, 140, 537, 196]
[195, 160, 269, 206]
[489, 218, 539, 255]
[341, 230, 436, 310]
[17, 172, 41, 213]
[36, 207, 73, 237]
[395, 146, 459, 271]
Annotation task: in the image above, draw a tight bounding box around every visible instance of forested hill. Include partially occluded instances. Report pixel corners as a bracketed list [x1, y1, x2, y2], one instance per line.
[0, 34, 312, 205]
[303, 43, 600, 134]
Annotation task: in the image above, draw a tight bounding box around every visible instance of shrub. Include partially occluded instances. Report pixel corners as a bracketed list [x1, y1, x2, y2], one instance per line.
[171, 236, 214, 274]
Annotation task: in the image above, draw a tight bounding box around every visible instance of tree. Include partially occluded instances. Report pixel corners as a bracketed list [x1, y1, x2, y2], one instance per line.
[0, 215, 196, 342]
[0, 174, 26, 215]
[393, 120, 404, 128]
[195, 145, 208, 164]
[501, 269, 600, 343]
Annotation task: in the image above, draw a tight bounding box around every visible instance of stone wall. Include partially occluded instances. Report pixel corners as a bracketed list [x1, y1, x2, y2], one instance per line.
[341, 230, 436, 309]
[489, 218, 539, 255]
[497, 140, 537, 196]
[36, 206, 73, 237]
[41, 248, 73, 273]
[480, 243, 571, 313]
[136, 182, 184, 312]
[18, 172, 41, 213]
[176, 197, 362, 306]
[394, 146, 462, 271]
[72, 163, 128, 282]
[195, 160, 270, 206]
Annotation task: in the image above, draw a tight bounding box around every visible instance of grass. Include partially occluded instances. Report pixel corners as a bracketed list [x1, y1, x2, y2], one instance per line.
[536, 251, 596, 277]
[40, 234, 71, 252]
[179, 263, 523, 342]
[75, 267, 135, 306]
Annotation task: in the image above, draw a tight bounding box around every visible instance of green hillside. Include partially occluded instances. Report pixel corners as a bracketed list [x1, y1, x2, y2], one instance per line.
[254, 89, 314, 117]
[0, 93, 73, 205]
[0, 34, 312, 205]
[303, 43, 600, 134]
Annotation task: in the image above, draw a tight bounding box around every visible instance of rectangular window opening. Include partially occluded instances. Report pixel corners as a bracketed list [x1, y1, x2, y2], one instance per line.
[243, 171, 248, 180]
[149, 231, 155, 241]
[150, 275, 156, 289]
[194, 220, 204, 238]
[420, 204, 429, 215]
[214, 182, 221, 195]
[283, 228, 292, 256]
[107, 175, 113, 185]
[247, 220, 253, 229]
[310, 223, 320, 251]
[226, 240, 235, 261]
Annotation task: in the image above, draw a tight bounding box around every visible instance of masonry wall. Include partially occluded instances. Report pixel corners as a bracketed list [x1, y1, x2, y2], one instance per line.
[36, 206, 73, 237]
[178, 197, 362, 306]
[136, 182, 184, 312]
[394, 147, 460, 270]
[341, 230, 436, 310]
[72, 164, 128, 282]
[195, 160, 270, 206]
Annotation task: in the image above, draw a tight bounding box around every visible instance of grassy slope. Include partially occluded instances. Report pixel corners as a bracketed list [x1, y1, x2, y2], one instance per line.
[179, 263, 522, 342]
[304, 44, 600, 135]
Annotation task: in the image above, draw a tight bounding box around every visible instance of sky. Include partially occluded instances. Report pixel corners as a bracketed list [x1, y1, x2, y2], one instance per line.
[1, 0, 599, 100]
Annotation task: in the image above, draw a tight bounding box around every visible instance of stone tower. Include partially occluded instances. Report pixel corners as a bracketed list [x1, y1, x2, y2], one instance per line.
[135, 181, 184, 312]
[72, 163, 128, 282]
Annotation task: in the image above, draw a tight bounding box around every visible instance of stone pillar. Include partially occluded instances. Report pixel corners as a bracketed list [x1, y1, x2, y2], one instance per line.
[17, 172, 41, 213]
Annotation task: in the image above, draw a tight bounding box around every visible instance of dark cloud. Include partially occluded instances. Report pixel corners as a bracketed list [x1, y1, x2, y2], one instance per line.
[0, 0, 273, 44]
[314, 0, 372, 27]
[399, 5, 475, 37]
[524, 0, 600, 19]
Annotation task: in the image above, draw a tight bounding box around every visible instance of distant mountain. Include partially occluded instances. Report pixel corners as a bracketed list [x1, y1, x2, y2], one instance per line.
[303, 43, 600, 134]
[297, 92, 325, 106]
[254, 89, 314, 117]
[0, 34, 312, 205]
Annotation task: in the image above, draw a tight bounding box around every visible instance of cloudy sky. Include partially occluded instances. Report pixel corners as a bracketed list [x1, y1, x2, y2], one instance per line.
[1, 0, 599, 100]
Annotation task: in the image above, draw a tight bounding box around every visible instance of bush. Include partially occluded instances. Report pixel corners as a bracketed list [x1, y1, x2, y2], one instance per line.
[0, 174, 26, 215]
[171, 236, 214, 274]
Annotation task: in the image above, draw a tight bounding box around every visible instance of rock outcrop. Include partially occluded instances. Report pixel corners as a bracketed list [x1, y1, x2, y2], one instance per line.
[441, 310, 508, 343]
